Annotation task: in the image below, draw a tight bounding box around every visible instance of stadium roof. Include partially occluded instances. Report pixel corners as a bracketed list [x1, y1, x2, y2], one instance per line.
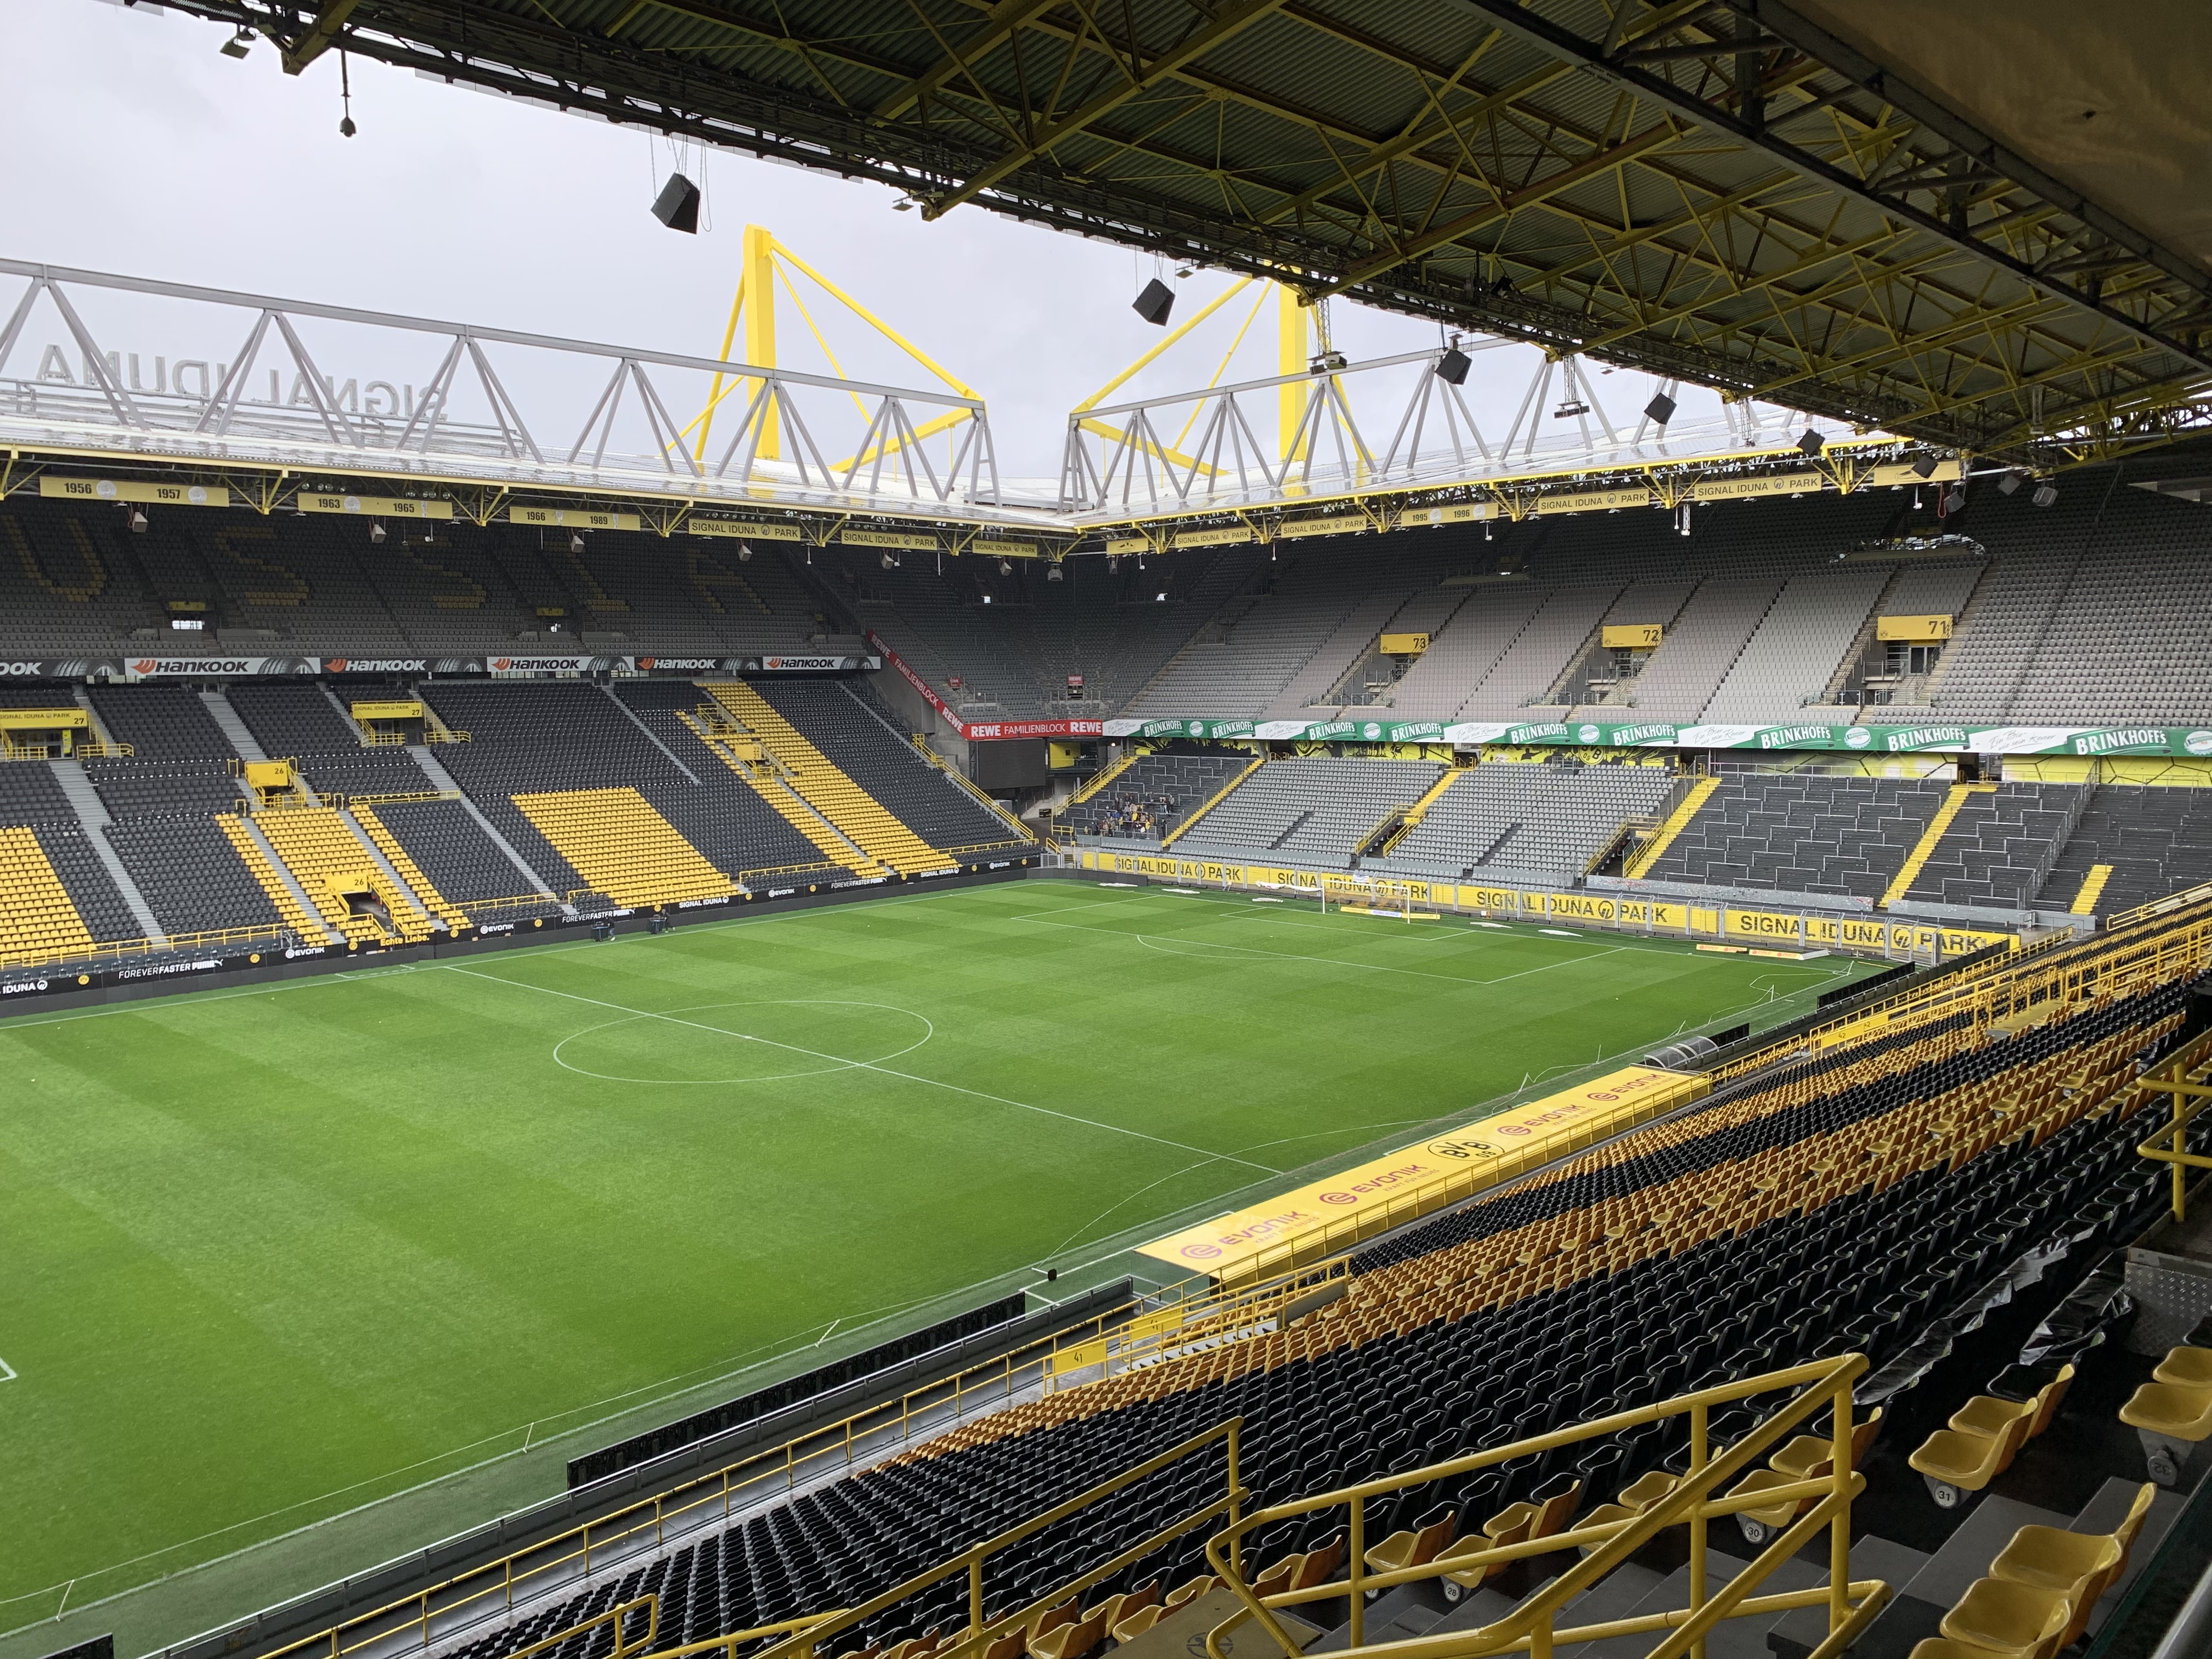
[119, 2, 2212, 467]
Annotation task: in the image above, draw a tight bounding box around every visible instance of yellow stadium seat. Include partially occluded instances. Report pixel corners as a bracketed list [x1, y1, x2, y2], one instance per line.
[1938, 1576, 2076, 1659]
[2154, 1346, 2212, 1388]
[1909, 1400, 2036, 1508]
[2118, 1381, 2212, 1485]
[1364, 1504, 1457, 1579]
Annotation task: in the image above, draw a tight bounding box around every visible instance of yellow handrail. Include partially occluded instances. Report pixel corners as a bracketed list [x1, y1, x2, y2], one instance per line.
[2110, 876, 2212, 929]
[2134, 1024, 2212, 1222]
[1161, 752, 1265, 849]
[0, 922, 292, 973]
[1205, 1353, 1881, 1659]
[511, 1597, 660, 1659]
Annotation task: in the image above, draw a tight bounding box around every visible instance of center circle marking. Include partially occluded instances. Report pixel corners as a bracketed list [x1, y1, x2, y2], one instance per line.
[552, 1000, 934, 1084]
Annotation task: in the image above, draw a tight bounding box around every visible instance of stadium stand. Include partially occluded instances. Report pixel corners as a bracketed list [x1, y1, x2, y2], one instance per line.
[86, 685, 238, 759]
[1173, 757, 1445, 866]
[2037, 784, 2212, 916]
[1638, 775, 1951, 902]
[741, 680, 1029, 856]
[1901, 782, 2091, 914]
[353, 799, 559, 919]
[5, 472, 2212, 727]
[103, 815, 284, 940]
[405, 901, 2209, 1659]
[1073, 749, 1250, 841]
[1381, 760, 1677, 883]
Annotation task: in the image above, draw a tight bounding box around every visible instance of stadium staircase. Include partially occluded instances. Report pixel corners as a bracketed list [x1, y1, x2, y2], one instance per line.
[218, 814, 338, 945]
[1620, 775, 1717, 878]
[703, 682, 955, 877]
[1880, 782, 1997, 909]
[352, 806, 476, 934]
[1373, 767, 1466, 857]
[678, 704, 878, 876]
[512, 787, 740, 907]
[0, 823, 97, 965]
[256, 808, 431, 944]
[2072, 864, 2116, 915]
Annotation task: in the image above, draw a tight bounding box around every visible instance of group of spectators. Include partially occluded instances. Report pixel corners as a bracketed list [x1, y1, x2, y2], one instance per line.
[1090, 789, 1178, 839]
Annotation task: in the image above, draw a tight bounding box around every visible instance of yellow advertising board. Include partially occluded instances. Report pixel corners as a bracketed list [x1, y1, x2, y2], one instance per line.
[1398, 503, 1498, 527]
[1103, 535, 1156, 555]
[1533, 485, 1657, 516]
[1867, 458, 1963, 487]
[690, 517, 806, 541]
[506, 506, 641, 531]
[841, 529, 940, 550]
[41, 477, 229, 507]
[1877, 614, 1956, 641]
[1379, 633, 1431, 655]
[297, 493, 453, 520]
[1690, 470, 1829, 503]
[1279, 515, 1369, 540]
[973, 539, 1040, 558]
[1602, 624, 1663, 648]
[1075, 853, 2015, 960]
[1170, 526, 1255, 549]
[1138, 1066, 1708, 1278]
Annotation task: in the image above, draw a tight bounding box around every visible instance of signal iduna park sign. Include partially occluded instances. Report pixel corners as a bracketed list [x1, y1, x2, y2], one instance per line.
[1140, 1065, 1708, 1280]
[1103, 716, 2212, 758]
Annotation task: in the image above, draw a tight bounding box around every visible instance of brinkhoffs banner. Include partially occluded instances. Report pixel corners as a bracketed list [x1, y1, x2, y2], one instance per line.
[1138, 1066, 1709, 1278]
[1100, 715, 2212, 758]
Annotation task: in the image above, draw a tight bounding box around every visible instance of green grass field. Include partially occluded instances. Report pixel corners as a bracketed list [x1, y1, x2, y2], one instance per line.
[0, 877, 1874, 1624]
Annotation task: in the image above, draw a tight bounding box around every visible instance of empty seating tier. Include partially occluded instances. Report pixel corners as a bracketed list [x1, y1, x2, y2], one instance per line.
[103, 816, 286, 940]
[1641, 775, 1949, 901]
[1076, 749, 1251, 840]
[512, 788, 738, 907]
[256, 807, 436, 944]
[1383, 760, 1675, 883]
[0, 824, 99, 964]
[1173, 757, 1444, 867]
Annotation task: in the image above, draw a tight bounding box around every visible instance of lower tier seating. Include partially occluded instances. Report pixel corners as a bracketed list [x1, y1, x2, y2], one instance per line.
[1643, 775, 1950, 901]
[1176, 758, 1445, 866]
[1079, 751, 1250, 840]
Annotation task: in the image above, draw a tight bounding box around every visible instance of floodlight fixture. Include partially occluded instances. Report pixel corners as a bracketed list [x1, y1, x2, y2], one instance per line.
[1046, 562, 1063, 581]
[1796, 428, 1826, 457]
[1943, 487, 1966, 514]
[998, 559, 1013, 575]
[2033, 481, 2059, 508]
[1132, 278, 1175, 326]
[369, 521, 386, 545]
[1677, 502, 1693, 537]
[128, 508, 148, 532]
[880, 551, 895, 569]
[569, 532, 585, 553]
[736, 541, 753, 561]
[1643, 392, 1677, 427]
[1434, 347, 1471, 386]
[220, 27, 253, 58]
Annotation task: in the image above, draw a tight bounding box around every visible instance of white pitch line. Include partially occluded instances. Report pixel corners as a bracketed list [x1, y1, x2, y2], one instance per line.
[439, 965, 1282, 1175]
[1015, 912, 1624, 988]
[0, 1355, 16, 1382]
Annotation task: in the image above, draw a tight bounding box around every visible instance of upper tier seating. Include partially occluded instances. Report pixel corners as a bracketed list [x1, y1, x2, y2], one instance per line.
[1173, 757, 1444, 866]
[0, 762, 78, 825]
[225, 681, 363, 756]
[443, 908, 2207, 1659]
[86, 685, 238, 759]
[87, 760, 245, 819]
[1382, 761, 1675, 882]
[1641, 775, 1949, 901]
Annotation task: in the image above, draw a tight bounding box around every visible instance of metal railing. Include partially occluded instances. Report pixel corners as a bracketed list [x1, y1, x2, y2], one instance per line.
[248, 1294, 1165, 1659]
[1205, 1354, 1883, 1659]
[2111, 877, 2212, 931]
[743, 1420, 1243, 1659]
[2135, 1025, 2212, 1223]
[912, 737, 1037, 842]
[0, 923, 289, 973]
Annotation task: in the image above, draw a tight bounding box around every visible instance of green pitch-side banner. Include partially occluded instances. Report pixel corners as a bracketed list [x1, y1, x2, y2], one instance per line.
[1101, 716, 2212, 757]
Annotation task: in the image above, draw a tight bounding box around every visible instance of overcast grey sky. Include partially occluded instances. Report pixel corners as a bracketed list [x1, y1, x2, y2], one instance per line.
[6, 0, 1754, 479]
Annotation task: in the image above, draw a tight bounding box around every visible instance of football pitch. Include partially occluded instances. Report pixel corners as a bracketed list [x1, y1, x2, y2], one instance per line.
[0, 876, 1877, 1623]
